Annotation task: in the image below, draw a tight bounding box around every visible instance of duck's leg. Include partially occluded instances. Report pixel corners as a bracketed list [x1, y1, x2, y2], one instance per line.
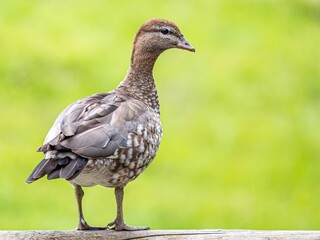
[73, 184, 106, 230]
[107, 187, 149, 231]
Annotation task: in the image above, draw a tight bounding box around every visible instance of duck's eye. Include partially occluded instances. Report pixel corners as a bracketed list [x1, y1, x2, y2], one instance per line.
[161, 28, 169, 35]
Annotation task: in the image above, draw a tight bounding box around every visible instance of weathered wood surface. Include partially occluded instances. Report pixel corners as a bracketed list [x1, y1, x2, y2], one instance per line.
[1, 230, 320, 240]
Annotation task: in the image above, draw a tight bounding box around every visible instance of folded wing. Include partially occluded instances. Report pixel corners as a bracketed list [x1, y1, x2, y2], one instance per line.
[40, 92, 149, 158]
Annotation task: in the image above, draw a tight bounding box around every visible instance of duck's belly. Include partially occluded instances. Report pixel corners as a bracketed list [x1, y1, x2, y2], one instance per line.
[71, 123, 162, 188]
[71, 156, 151, 187]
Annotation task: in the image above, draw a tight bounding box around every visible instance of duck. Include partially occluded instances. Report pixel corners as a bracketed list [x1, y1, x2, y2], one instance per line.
[26, 18, 195, 231]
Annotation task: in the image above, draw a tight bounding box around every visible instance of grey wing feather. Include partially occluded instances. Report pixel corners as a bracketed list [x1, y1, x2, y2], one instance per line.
[26, 158, 57, 183]
[59, 158, 87, 180]
[40, 92, 149, 158]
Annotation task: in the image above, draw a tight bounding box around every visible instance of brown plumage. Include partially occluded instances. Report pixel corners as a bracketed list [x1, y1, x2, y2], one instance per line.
[26, 18, 195, 231]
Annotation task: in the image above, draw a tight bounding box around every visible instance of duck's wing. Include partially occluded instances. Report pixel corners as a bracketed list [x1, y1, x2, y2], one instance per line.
[39, 92, 150, 158]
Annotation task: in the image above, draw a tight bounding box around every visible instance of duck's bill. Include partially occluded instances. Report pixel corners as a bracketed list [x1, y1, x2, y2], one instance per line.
[177, 37, 195, 52]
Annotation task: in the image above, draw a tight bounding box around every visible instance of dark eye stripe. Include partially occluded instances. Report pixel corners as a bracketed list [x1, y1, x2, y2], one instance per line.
[145, 26, 181, 39]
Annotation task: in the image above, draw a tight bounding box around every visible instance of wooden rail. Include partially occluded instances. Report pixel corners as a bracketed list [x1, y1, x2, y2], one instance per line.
[1, 230, 320, 239]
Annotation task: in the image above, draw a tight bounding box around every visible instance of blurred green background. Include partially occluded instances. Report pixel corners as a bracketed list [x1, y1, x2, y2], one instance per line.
[1, 0, 320, 230]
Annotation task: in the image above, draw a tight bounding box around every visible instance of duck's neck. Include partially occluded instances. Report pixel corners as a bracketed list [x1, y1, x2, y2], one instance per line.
[116, 47, 163, 114]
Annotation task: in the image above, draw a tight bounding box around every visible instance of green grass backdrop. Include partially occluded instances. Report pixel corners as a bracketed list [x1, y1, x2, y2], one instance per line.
[0, 0, 320, 230]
